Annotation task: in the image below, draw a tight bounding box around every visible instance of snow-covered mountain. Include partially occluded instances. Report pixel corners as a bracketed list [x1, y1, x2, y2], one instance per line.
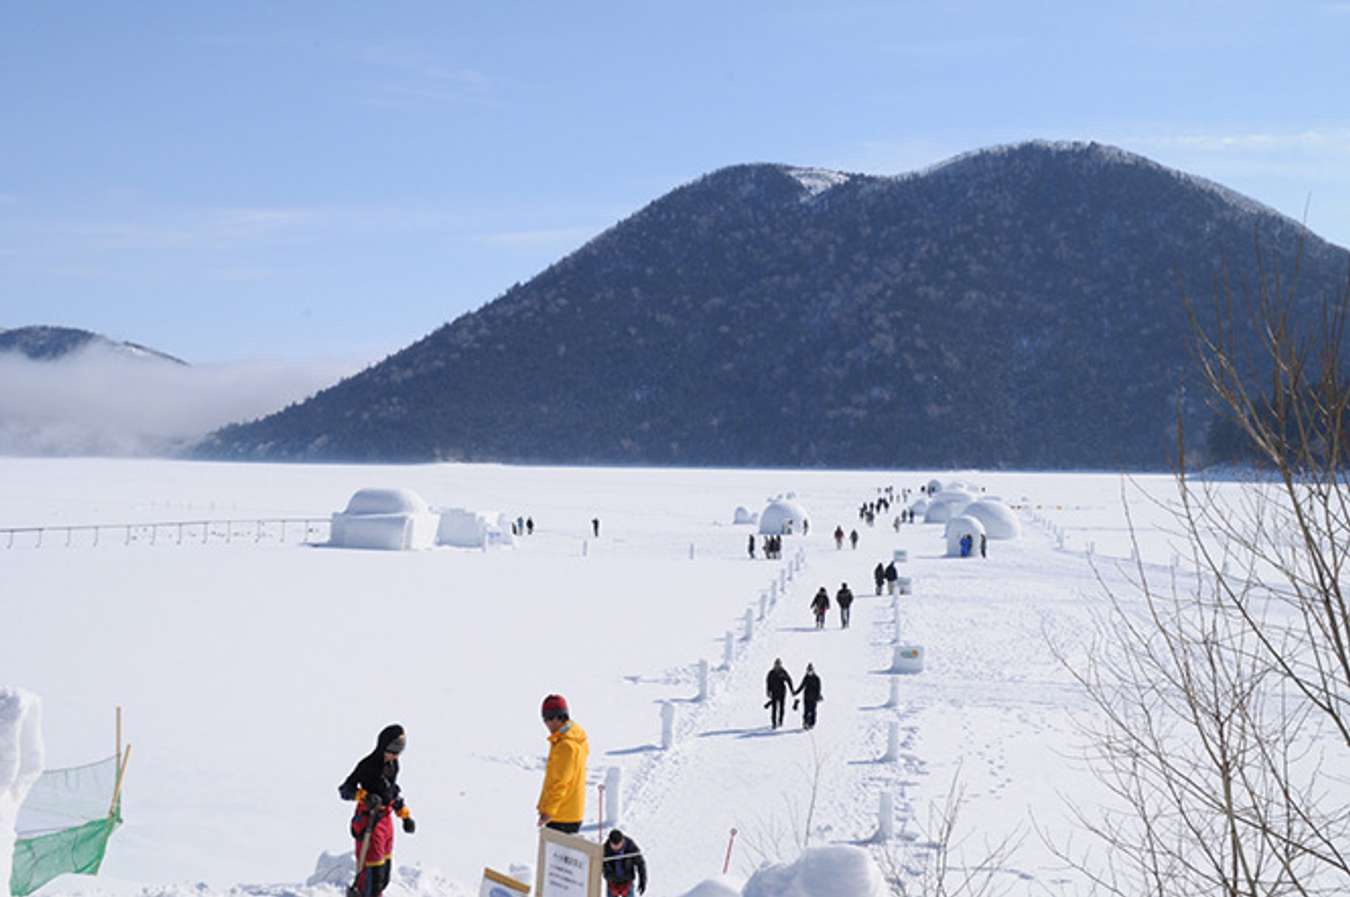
[0, 326, 187, 365]
[198, 140, 1350, 469]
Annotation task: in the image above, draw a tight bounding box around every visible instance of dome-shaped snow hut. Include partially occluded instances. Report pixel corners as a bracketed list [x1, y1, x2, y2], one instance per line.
[759, 499, 809, 536]
[945, 515, 986, 558]
[733, 506, 758, 526]
[331, 488, 438, 550]
[961, 499, 1021, 540]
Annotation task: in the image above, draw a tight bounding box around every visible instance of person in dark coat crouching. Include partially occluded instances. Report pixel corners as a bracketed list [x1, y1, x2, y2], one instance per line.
[602, 829, 648, 896]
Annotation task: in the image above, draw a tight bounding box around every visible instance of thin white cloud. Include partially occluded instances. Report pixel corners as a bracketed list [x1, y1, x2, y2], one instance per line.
[357, 44, 491, 107]
[0, 344, 369, 457]
[477, 225, 603, 249]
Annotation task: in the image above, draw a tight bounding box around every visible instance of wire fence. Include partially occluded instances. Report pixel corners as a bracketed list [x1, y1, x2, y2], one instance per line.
[1, 517, 331, 550]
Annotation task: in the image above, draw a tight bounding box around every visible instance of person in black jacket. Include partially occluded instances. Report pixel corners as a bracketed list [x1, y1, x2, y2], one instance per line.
[873, 562, 885, 596]
[810, 587, 830, 630]
[794, 663, 823, 730]
[836, 583, 855, 629]
[339, 725, 415, 897]
[884, 560, 899, 594]
[602, 829, 648, 896]
[765, 658, 795, 729]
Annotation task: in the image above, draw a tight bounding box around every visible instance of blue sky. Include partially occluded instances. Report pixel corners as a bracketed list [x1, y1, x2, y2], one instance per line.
[4, 1, 1350, 364]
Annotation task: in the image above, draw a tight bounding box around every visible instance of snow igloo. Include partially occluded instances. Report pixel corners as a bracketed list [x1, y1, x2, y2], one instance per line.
[945, 515, 987, 557]
[961, 499, 1021, 540]
[925, 478, 943, 495]
[759, 499, 809, 536]
[733, 506, 758, 526]
[923, 489, 975, 524]
[330, 488, 439, 551]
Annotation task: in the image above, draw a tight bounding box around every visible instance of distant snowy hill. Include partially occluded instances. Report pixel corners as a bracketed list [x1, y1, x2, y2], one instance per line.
[0, 325, 187, 365]
[197, 141, 1350, 469]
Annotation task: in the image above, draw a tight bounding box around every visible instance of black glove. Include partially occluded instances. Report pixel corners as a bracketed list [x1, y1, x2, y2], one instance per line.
[339, 783, 357, 801]
[792, 699, 800, 711]
[402, 817, 416, 834]
[638, 882, 646, 895]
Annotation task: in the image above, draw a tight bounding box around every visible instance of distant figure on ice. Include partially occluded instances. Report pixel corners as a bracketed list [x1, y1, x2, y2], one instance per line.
[960, 533, 973, 558]
[849, 529, 859, 550]
[603, 829, 648, 896]
[836, 583, 854, 629]
[793, 664, 823, 730]
[592, 518, 600, 538]
[885, 560, 899, 594]
[339, 725, 415, 897]
[526, 517, 535, 535]
[765, 658, 795, 729]
[537, 695, 589, 833]
[893, 516, 901, 532]
[873, 562, 885, 596]
[834, 526, 845, 550]
[517, 516, 525, 534]
[747, 534, 756, 559]
[802, 518, 810, 536]
[980, 533, 988, 558]
[810, 587, 830, 630]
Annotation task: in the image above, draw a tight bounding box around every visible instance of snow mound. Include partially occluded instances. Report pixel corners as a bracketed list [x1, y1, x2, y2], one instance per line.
[331, 488, 438, 550]
[742, 845, 885, 897]
[758, 499, 808, 536]
[676, 876, 744, 897]
[945, 514, 987, 557]
[1, 687, 44, 897]
[784, 167, 850, 198]
[961, 499, 1021, 540]
[733, 506, 758, 526]
[343, 488, 431, 516]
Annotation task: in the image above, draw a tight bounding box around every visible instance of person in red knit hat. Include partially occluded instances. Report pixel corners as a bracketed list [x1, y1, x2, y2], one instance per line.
[537, 694, 590, 833]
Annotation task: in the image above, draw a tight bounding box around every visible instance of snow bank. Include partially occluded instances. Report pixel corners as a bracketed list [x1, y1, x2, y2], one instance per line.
[331, 488, 438, 550]
[732, 506, 758, 526]
[1, 688, 45, 895]
[676, 876, 744, 897]
[758, 499, 808, 536]
[742, 846, 885, 897]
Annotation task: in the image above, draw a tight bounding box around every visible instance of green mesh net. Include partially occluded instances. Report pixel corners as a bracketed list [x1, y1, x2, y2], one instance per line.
[11, 755, 123, 897]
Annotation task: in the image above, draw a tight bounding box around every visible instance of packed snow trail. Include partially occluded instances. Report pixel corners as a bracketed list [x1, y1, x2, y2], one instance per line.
[620, 511, 1107, 896]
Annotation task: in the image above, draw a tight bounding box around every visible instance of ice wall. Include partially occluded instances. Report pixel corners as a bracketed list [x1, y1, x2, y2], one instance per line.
[0, 688, 45, 894]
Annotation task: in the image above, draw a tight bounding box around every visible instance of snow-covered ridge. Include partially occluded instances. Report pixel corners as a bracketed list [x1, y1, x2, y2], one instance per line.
[902, 139, 1304, 233]
[783, 166, 851, 199]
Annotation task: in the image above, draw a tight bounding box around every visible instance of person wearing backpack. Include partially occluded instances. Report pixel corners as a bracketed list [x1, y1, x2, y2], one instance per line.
[810, 587, 830, 630]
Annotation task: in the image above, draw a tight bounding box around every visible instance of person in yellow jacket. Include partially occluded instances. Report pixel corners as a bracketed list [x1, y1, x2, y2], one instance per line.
[537, 693, 589, 833]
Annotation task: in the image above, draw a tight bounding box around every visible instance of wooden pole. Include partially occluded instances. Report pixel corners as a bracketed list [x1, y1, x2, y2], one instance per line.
[108, 743, 131, 818]
[722, 827, 738, 874]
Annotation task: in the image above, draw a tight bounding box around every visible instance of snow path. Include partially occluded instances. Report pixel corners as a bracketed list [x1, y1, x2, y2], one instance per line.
[620, 515, 1105, 896]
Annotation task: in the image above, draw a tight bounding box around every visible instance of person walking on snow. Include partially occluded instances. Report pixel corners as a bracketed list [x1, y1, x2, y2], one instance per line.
[885, 560, 899, 594]
[849, 529, 859, 550]
[339, 725, 416, 897]
[592, 518, 600, 538]
[602, 829, 648, 896]
[834, 526, 845, 550]
[794, 664, 823, 730]
[526, 517, 535, 535]
[980, 533, 988, 558]
[873, 562, 885, 596]
[810, 587, 830, 630]
[765, 658, 795, 729]
[747, 534, 756, 559]
[537, 695, 589, 833]
[836, 582, 855, 629]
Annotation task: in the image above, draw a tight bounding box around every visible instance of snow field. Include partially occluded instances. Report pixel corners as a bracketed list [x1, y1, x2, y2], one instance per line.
[0, 460, 1276, 895]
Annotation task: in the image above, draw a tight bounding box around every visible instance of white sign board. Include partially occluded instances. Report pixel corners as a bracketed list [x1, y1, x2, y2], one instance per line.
[536, 828, 602, 897]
